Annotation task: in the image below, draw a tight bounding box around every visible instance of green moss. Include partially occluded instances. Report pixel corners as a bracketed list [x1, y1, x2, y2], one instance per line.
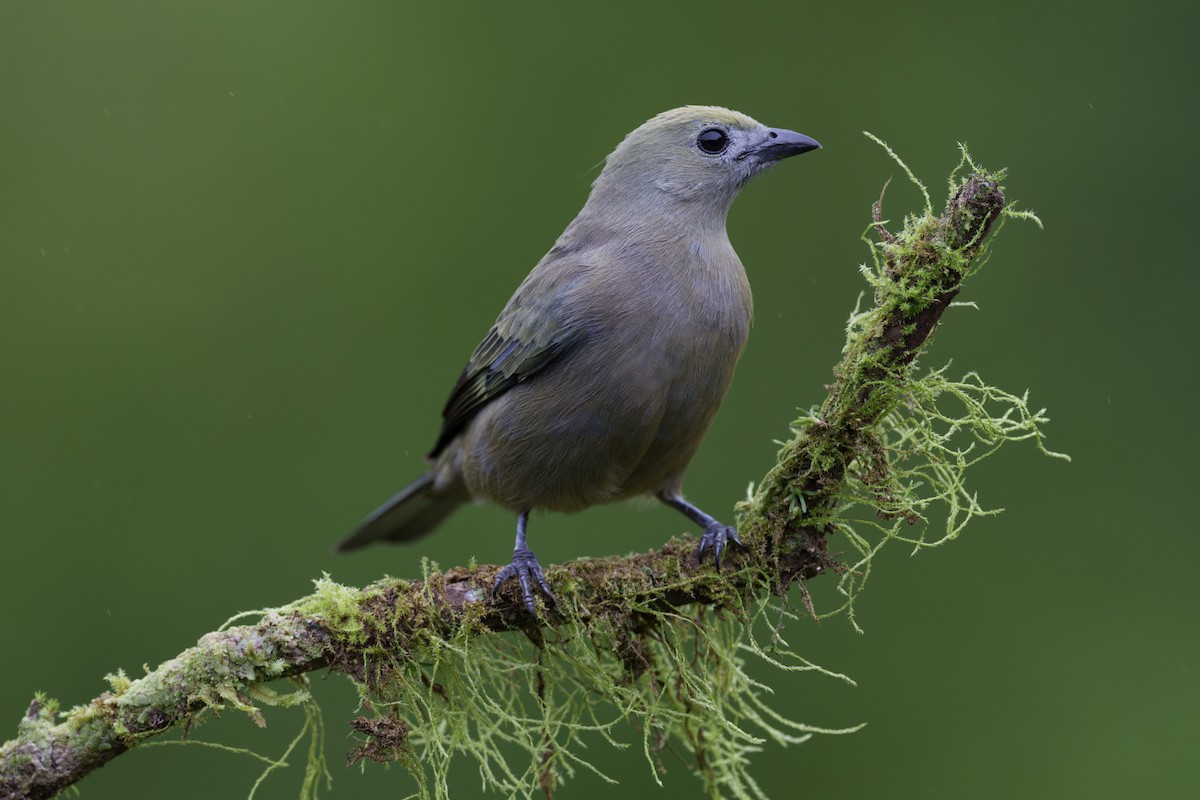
[334, 588, 861, 799]
[287, 574, 380, 646]
[735, 135, 1066, 632]
[190, 558, 855, 799]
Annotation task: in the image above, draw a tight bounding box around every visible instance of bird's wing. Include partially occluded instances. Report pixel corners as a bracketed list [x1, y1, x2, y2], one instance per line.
[428, 262, 593, 458]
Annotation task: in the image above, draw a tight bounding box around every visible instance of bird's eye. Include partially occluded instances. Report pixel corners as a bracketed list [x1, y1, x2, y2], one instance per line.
[696, 128, 729, 155]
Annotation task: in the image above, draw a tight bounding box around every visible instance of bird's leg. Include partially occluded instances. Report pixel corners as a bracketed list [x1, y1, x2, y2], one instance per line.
[657, 490, 746, 569]
[492, 510, 555, 616]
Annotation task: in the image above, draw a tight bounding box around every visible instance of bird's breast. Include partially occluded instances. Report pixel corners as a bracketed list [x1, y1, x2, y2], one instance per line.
[458, 241, 752, 512]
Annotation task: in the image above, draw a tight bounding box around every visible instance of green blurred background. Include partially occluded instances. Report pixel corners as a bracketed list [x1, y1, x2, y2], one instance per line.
[2, 1, 1196, 797]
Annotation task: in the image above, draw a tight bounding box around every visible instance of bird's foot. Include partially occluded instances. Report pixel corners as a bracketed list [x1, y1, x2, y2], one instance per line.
[696, 523, 745, 570]
[492, 547, 555, 616]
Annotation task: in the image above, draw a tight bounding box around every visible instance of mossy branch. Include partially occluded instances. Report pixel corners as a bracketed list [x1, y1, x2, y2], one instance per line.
[743, 165, 1005, 560]
[1, 151, 1056, 800]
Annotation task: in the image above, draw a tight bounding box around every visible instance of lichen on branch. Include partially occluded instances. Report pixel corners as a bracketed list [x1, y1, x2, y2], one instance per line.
[0, 141, 1065, 800]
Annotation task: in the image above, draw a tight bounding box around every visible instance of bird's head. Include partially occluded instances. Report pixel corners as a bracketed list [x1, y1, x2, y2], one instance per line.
[591, 106, 820, 218]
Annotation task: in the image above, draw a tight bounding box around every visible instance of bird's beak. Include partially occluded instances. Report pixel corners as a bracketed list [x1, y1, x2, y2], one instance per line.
[753, 129, 822, 163]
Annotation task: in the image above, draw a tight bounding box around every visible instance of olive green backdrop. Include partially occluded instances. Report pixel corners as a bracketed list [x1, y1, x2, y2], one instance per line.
[2, 1, 1196, 798]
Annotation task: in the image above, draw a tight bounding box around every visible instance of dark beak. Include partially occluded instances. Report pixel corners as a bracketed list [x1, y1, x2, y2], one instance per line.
[754, 128, 822, 163]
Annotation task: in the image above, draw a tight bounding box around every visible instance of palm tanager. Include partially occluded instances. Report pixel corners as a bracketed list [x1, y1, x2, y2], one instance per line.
[335, 106, 821, 615]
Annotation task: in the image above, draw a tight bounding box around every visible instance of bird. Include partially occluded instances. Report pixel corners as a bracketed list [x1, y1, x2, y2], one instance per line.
[335, 106, 821, 615]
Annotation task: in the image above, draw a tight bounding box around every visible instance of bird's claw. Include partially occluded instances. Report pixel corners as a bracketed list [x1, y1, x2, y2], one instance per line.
[492, 547, 555, 616]
[696, 523, 745, 570]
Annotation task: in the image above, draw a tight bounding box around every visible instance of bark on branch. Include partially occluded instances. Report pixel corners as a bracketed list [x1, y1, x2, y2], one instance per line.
[0, 173, 1005, 800]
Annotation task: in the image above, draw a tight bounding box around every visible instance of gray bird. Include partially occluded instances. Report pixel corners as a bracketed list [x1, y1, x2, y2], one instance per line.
[335, 106, 820, 614]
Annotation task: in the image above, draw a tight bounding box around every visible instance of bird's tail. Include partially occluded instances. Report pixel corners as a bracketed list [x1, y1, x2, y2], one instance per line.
[334, 472, 468, 553]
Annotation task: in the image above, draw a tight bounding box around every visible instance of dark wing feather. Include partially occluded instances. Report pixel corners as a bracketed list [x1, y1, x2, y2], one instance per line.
[428, 263, 591, 458]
